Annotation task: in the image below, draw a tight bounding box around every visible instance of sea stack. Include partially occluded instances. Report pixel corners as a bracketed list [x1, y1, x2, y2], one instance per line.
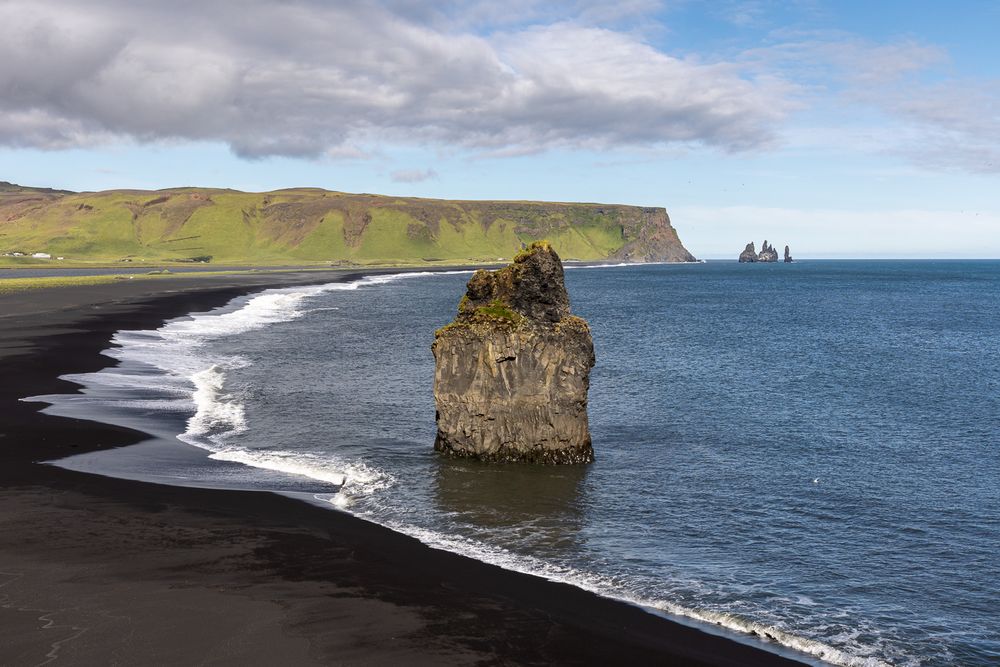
[739, 242, 758, 263]
[431, 241, 595, 464]
[758, 241, 779, 262]
[784, 245, 793, 263]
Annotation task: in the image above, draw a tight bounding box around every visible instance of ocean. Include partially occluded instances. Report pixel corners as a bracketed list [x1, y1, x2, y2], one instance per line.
[34, 261, 1000, 666]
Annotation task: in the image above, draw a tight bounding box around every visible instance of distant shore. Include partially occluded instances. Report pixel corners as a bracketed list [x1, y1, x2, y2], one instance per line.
[0, 269, 805, 666]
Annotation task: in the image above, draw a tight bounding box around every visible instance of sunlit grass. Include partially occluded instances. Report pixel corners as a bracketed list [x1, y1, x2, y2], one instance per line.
[0, 187, 639, 265]
[0, 274, 157, 293]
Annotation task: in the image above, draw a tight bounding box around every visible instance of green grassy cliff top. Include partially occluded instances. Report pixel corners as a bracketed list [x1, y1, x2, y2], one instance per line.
[0, 183, 695, 267]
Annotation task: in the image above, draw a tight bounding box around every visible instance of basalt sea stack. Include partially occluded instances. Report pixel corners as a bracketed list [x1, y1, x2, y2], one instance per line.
[738, 240, 782, 262]
[758, 241, 779, 262]
[432, 241, 595, 464]
[739, 242, 758, 263]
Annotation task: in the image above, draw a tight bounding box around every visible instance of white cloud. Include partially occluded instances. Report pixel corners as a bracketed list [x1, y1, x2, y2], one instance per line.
[391, 168, 438, 183]
[3, 1, 991, 177]
[0, 0, 789, 158]
[871, 81, 1000, 174]
[742, 33, 1000, 173]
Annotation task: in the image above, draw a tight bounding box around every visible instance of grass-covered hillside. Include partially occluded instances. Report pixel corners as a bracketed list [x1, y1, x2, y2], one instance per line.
[0, 182, 695, 266]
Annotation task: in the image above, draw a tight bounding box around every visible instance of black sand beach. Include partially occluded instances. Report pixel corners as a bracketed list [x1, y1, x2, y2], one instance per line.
[0, 270, 806, 666]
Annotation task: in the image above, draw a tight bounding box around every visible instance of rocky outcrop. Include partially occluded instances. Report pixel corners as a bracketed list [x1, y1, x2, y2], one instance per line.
[739, 240, 787, 262]
[758, 241, 779, 262]
[739, 242, 757, 263]
[431, 241, 595, 464]
[784, 245, 793, 263]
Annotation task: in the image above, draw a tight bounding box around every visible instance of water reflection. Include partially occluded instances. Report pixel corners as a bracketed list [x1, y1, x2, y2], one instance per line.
[432, 458, 590, 556]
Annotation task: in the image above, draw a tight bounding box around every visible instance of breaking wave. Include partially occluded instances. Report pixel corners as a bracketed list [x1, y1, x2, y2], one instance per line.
[96, 272, 455, 504]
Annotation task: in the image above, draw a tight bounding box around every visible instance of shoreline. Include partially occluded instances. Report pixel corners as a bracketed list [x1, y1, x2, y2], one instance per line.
[0, 270, 807, 665]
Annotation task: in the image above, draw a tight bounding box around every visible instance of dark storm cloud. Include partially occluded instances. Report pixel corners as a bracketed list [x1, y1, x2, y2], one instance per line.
[0, 0, 790, 158]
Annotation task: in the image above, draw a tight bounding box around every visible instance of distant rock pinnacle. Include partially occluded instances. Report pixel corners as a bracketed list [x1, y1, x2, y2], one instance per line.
[758, 241, 779, 262]
[738, 240, 788, 263]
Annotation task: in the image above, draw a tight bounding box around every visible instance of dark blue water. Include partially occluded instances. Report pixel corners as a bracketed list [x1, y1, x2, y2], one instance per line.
[45, 261, 1000, 666]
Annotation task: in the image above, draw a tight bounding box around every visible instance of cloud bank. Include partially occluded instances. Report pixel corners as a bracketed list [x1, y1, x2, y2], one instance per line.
[0, 0, 787, 159]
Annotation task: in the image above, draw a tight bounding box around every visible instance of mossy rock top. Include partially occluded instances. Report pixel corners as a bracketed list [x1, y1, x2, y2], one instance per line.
[455, 241, 570, 325]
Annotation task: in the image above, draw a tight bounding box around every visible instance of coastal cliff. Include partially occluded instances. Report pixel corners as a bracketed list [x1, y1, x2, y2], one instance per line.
[607, 207, 696, 263]
[0, 182, 695, 266]
[431, 241, 595, 464]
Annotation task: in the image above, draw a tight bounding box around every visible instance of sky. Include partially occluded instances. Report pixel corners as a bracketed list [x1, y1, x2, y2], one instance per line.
[1, 0, 998, 258]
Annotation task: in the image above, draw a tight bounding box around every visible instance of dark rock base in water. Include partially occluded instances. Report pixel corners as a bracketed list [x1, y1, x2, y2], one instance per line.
[434, 436, 594, 464]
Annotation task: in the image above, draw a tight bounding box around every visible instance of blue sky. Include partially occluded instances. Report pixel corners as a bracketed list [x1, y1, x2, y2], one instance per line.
[1, 0, 997, 258]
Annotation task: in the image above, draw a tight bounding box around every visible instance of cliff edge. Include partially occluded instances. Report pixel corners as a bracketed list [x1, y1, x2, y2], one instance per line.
[431, 241, 595, 464]
[606, 207, 697, 263]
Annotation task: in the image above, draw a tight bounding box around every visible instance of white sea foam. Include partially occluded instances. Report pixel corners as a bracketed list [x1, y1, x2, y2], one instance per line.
[184, 364, 248, 440]
[209, 449, 395, 503]
[102, 272, 422, 500]
[565, 262, 633, 269]
[180, 353, 396, 497]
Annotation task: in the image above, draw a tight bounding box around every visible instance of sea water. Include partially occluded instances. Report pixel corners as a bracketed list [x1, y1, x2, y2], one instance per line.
[36, 261, 1000, 666]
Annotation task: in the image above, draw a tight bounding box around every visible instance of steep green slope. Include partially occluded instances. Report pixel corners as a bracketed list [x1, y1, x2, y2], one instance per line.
[0, 184, 695, 265]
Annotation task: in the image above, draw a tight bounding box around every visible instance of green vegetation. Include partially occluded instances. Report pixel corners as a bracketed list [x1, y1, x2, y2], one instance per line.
[435, 298, 524, 337]
[473, 299, 523, 324]
[0, 273, 160, 293]
[513, 239, 552, 262]
[0, 268, 320, 294]
[0, 183, 689, 267]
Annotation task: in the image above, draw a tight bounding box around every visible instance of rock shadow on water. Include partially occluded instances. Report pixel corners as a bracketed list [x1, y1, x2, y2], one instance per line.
[432, 458, 590, 555]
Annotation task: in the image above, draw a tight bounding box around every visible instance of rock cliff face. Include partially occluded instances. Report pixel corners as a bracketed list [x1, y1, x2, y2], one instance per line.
[607, 207, 697, 263]
[784, 245, 793, 263]
[431, 241, 595, 464]
[739, 242, 758, 263]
